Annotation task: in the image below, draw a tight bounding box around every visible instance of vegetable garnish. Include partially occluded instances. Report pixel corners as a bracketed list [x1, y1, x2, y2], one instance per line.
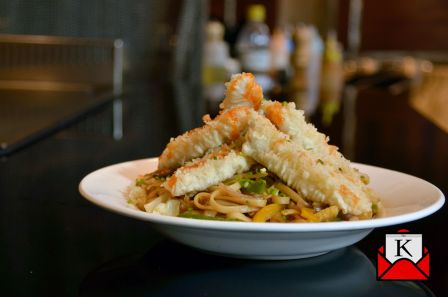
[253, 204, 283, 222]
[267, 186, 280, 196]
[239, 179, 267, 194]
[135, 178, 145, 186]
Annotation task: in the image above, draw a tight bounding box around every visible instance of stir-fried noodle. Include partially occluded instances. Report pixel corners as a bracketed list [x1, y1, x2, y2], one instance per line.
[127, 165, 380, 222]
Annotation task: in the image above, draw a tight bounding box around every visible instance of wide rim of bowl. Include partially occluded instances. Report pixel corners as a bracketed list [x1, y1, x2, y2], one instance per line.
[79, 158, 445, 233]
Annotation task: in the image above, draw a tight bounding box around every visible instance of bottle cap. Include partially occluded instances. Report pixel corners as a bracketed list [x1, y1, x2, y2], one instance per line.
[206, 21, 224, 41]
[247, 4, 266, 22]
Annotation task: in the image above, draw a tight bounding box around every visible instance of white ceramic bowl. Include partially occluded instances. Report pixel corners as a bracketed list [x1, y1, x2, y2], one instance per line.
[79, 158, 444, 260]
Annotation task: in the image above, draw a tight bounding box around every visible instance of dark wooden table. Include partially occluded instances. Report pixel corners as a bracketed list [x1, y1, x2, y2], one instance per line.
[0, 83, 446, 297]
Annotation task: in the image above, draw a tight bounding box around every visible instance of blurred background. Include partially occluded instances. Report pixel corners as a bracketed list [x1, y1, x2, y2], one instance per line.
[1, 0, 447, 186]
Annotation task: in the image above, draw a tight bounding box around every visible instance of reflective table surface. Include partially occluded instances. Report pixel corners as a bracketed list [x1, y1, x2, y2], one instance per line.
[0, 83, 446, 297]
[80, 241, 432, 297]
[0, 88, 114, 156]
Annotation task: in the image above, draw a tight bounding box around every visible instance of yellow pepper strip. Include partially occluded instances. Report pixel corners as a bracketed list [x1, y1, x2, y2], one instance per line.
[253, 204, 283, 222]
[272, 195, 290, 204]
[315, 206, 339, 222]
[300, 207, 320, 222]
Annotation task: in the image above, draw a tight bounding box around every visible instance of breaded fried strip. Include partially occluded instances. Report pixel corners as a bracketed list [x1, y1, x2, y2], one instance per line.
[158, 107, 251, 170]
[242, 114, 372, 216]
[262, 101, 368, 185]
[220, 73, 263, 111]
[219, 77, 368, 186]
[163, 146, 253, 196]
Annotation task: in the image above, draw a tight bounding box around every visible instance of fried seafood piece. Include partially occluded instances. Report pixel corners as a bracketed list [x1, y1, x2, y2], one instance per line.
[262, 100, 369, 185]
[242, 114, 373, 217]
[158, 107, 252, 170]
[218, 77, 365, 184]
[162, 145, 253, 196]
[220, 73, 263, 111]
[215, 73, 372, 209]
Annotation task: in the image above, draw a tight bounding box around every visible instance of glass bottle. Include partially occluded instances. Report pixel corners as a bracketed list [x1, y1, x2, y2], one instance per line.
[236, 4, 272, 92]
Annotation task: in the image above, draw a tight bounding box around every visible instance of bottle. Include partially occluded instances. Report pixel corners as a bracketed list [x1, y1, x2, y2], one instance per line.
[269, 27, 291, 99]
[236, 4, 272, 92]
[320, 31, 344, 126]
[288, 24, 323, 116]
[203, 21, 232, 114]
[270, 27, 290, 74]
[307, 27, 323, 115]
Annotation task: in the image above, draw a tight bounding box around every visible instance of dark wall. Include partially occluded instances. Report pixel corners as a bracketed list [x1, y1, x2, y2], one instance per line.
[0, 0, 182, 81]
[338, 0, 448, 51]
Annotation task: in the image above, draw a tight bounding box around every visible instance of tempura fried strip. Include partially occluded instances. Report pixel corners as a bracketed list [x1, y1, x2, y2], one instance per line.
[242, 114, 372, 217]
[220, 73, 263, 111]
[219, 89, 369, 188]
[162, 145, 253, 196]
[262, 100, 368, 186]
[159, 107, 252, 170]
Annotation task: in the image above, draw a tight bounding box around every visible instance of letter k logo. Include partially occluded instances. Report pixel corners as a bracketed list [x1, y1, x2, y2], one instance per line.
[395, 239, 413, 257]
[377, 230, 430, 280]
